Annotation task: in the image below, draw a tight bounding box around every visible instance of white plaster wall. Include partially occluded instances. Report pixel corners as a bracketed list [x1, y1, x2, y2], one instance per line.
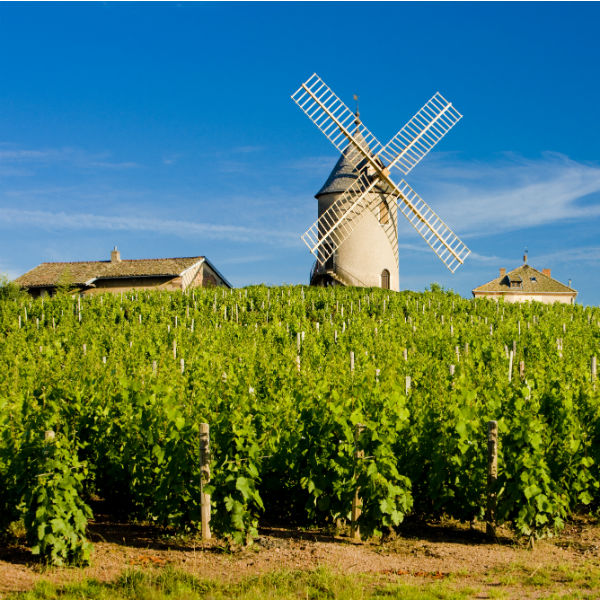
[473, 292, 575, 305]
[319, 192, 399, 291]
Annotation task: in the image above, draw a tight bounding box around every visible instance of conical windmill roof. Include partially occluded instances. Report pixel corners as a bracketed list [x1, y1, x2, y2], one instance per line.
[316, 127, 387, 197]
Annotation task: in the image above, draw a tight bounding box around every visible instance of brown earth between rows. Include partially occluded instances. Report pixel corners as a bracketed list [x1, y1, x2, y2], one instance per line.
[1, 515, 600, 598]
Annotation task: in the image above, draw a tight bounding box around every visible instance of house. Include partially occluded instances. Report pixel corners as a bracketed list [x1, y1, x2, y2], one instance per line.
[472, 255, 576, 304]
[14, 247, 231, 297]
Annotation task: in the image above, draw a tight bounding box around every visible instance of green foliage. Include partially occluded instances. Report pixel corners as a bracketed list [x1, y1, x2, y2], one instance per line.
[23, 433, 92, 566]
[0, 274, 23, 300]
[1, 285, 600, 550]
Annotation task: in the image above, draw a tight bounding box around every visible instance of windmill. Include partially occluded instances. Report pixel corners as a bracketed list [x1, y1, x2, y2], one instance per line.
[291, 73, 470, 290]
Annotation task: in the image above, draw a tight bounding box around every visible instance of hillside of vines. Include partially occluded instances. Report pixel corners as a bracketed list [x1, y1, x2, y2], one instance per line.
[1, 284, 600, 565]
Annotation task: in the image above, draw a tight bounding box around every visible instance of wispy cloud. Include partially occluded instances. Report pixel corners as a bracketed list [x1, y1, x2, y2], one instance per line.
[533, 245, 600, 265]
[284, 155, 336, 171]
[0, 144, 140, 172]
[409, 152, 600, 236]
[219, 254, 276, 265]
[468, 250, 513, 264]
[231, 145, 264, 154]
[86, 160, 140, 170]
[162, 153, 182, 166]
[0, 208, 300, 246]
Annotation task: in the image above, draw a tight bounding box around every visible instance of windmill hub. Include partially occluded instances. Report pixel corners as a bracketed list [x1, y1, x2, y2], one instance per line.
[292, 74, 470, 290]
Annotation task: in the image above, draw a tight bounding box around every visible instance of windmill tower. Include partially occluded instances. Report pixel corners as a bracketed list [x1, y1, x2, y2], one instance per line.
[292, 74, 470, 289]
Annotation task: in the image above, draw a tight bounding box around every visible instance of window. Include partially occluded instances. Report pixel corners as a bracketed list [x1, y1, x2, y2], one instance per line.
[510, 276, 523, 289]
[381, 269, 390, 289]
[378, 201, 389, 224]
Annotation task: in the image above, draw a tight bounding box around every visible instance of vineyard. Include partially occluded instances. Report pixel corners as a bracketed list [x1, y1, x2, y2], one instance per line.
[1, 283, 600, 565]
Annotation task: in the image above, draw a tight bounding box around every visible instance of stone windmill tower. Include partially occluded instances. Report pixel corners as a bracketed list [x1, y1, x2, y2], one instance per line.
[312, 112, 399, 289]
[292, 74, 470, 290]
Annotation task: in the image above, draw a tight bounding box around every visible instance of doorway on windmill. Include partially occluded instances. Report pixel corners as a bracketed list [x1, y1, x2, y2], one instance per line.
[381, 269, 390, 289]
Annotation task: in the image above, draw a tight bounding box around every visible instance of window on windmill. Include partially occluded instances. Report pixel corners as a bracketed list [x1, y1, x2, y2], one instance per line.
[379, 201, 389, 224]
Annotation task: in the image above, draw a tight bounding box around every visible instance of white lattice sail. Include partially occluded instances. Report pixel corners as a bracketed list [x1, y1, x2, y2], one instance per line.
[291, 73, 383, 167]
[394, 179, 470, 272]
[378, 93, 463, 175]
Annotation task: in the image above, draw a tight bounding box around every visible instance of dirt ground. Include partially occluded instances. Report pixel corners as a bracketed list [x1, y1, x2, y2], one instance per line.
[2, 515, 600, 598]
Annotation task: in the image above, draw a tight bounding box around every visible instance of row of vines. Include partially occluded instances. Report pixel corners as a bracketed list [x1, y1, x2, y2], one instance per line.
[1, 283, 600, 564]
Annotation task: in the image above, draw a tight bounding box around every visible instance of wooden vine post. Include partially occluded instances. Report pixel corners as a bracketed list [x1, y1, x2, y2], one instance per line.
[592, 356, 597, 388]
[351, 423, 365, 541]
[199, 423, 211, 540]
[486, 420, 498, 538]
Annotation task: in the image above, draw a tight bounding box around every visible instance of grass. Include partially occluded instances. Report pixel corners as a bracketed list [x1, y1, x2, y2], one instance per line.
[8, 567, 474, 600]
[8, 562, 600, 599]
[483, 562, 600, 598]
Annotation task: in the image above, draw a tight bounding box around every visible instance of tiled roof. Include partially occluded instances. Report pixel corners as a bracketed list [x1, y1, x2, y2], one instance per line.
[316, 127, 389, 197]
[472, 264, 576, 294]
[14, 257, 204, 288]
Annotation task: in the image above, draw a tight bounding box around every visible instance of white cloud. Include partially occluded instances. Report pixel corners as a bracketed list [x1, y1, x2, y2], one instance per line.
[0, 145, 140, 171]
[533, 245, 600, 265]
[162, 154, 182, 166]
[0, 208, 300, 246]
[408, 152, 600, 237]
[219, 254, 276, 265]
[231, 145, 264, 154]
[284, 155, 336, 171]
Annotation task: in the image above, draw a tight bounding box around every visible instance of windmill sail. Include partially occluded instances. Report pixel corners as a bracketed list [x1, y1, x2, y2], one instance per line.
[394, 179, 470, 272]
[291, 73, 384, 167]
[377, 93, 462, 176]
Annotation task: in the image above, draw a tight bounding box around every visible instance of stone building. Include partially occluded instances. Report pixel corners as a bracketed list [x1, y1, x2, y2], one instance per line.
[14, 247, 231, 297]
[472, 255, 576, 304]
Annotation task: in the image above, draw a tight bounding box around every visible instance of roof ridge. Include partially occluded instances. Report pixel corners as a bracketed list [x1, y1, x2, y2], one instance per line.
[40, 256, 204, 265]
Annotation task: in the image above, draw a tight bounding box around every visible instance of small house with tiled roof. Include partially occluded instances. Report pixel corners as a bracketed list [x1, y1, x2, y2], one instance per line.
[14, 247, 231, 297]
[472, 255, 576, 304]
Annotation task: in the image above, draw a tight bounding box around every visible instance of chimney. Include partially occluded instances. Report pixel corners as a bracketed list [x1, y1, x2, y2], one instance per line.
[568, 278, 572, 288]
[499, 267, 506, 278]
[523, 252, 528, 264]
[542, 268, 551, 278]
[111, 246, 121, 263]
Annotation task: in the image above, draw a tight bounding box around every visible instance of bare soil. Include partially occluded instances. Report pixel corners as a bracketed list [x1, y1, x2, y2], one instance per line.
[1, 515, 600, 598]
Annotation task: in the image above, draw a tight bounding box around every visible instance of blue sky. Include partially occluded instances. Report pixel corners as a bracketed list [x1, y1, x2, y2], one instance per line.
[1, 2, 600, 303]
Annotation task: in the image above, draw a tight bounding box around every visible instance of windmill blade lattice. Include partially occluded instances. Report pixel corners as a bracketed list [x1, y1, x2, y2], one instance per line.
[291, 73, 384, 166]
[377, 93, 462, 176]
[394, 179, 470, 273]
